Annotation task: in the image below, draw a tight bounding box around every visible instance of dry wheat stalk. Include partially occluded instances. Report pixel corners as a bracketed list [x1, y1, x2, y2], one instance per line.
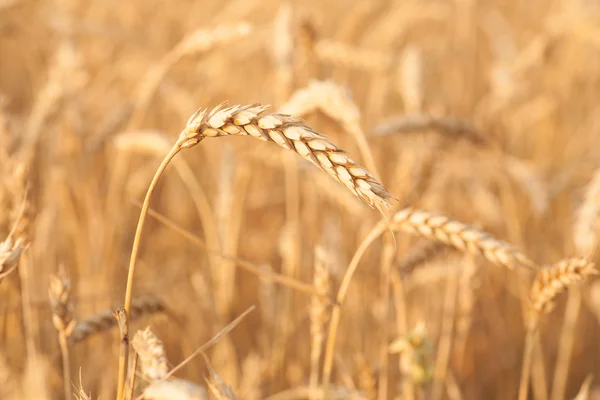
[397, 45, 423, 113]
[68, 295, 165, 346]
[272, 0, 294, 103]
[238, 353, 262, 400]
[392, 208, 537, 270]
[48, 265, 75, 400]
[574, 167, 600, 256]
[142, 379, 209, 400]
[132, 327, 169, 381]
[309, 247, 331, 398]
[176, 103, 392, 212]
[314, 39, 392, 72]
[530, 258, 597, 316]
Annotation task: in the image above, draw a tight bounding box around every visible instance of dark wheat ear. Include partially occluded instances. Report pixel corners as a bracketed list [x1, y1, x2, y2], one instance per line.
[175, 102, 394, 214]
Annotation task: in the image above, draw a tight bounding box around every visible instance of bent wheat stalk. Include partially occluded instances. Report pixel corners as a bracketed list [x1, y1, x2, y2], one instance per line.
[118, 102, 392, 399]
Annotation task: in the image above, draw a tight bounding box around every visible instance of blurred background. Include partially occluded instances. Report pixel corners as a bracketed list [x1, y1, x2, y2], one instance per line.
[1, 0, 600, 399]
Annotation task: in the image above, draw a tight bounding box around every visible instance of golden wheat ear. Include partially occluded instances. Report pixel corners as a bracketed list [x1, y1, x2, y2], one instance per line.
[176, 102, 394, 213]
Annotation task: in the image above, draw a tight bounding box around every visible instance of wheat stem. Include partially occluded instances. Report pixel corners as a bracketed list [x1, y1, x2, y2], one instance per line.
[519, 328, 535, 400]
[118, 144, 182, 400]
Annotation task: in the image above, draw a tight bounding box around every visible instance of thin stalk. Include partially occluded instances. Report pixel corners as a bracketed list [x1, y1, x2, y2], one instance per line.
[115, 308, 129, 400]
[129, 353, 139, 400]
[322, 219, 387, 391]
[378, 236, 394, 400]
[117, 144, 181, 400]
[431, 262, 459, 400]
[58, 332, 71, 400]
[519, 328, 536, 400]
[550, 288, 581, 400]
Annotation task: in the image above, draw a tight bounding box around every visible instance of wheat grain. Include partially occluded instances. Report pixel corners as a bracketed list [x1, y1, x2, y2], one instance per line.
[530, 258, 597, 315]
[392, 208, 537, 270]
[176, 103, 392, 213]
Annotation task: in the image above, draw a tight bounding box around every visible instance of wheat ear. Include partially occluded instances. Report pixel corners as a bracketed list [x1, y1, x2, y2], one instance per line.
[176, 103, 392, 211]
[530, 258, 597, 319]
[131, 327, 169, 382]
[392, 208, 537, 271]
[69, 295, 165, 346]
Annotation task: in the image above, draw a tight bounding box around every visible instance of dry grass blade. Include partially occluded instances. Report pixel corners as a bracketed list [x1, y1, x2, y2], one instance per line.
[176, 102, 393, 213]
[574, 167, 600, 257]
[530, 258, 598, 316]
[132, 327, 169, 381]
[68, 295, 165, 346]
[392, 208, 537, 271]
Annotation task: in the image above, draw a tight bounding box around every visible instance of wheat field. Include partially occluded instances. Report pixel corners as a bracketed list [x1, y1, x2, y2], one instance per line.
[1, 0, 600, 399]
